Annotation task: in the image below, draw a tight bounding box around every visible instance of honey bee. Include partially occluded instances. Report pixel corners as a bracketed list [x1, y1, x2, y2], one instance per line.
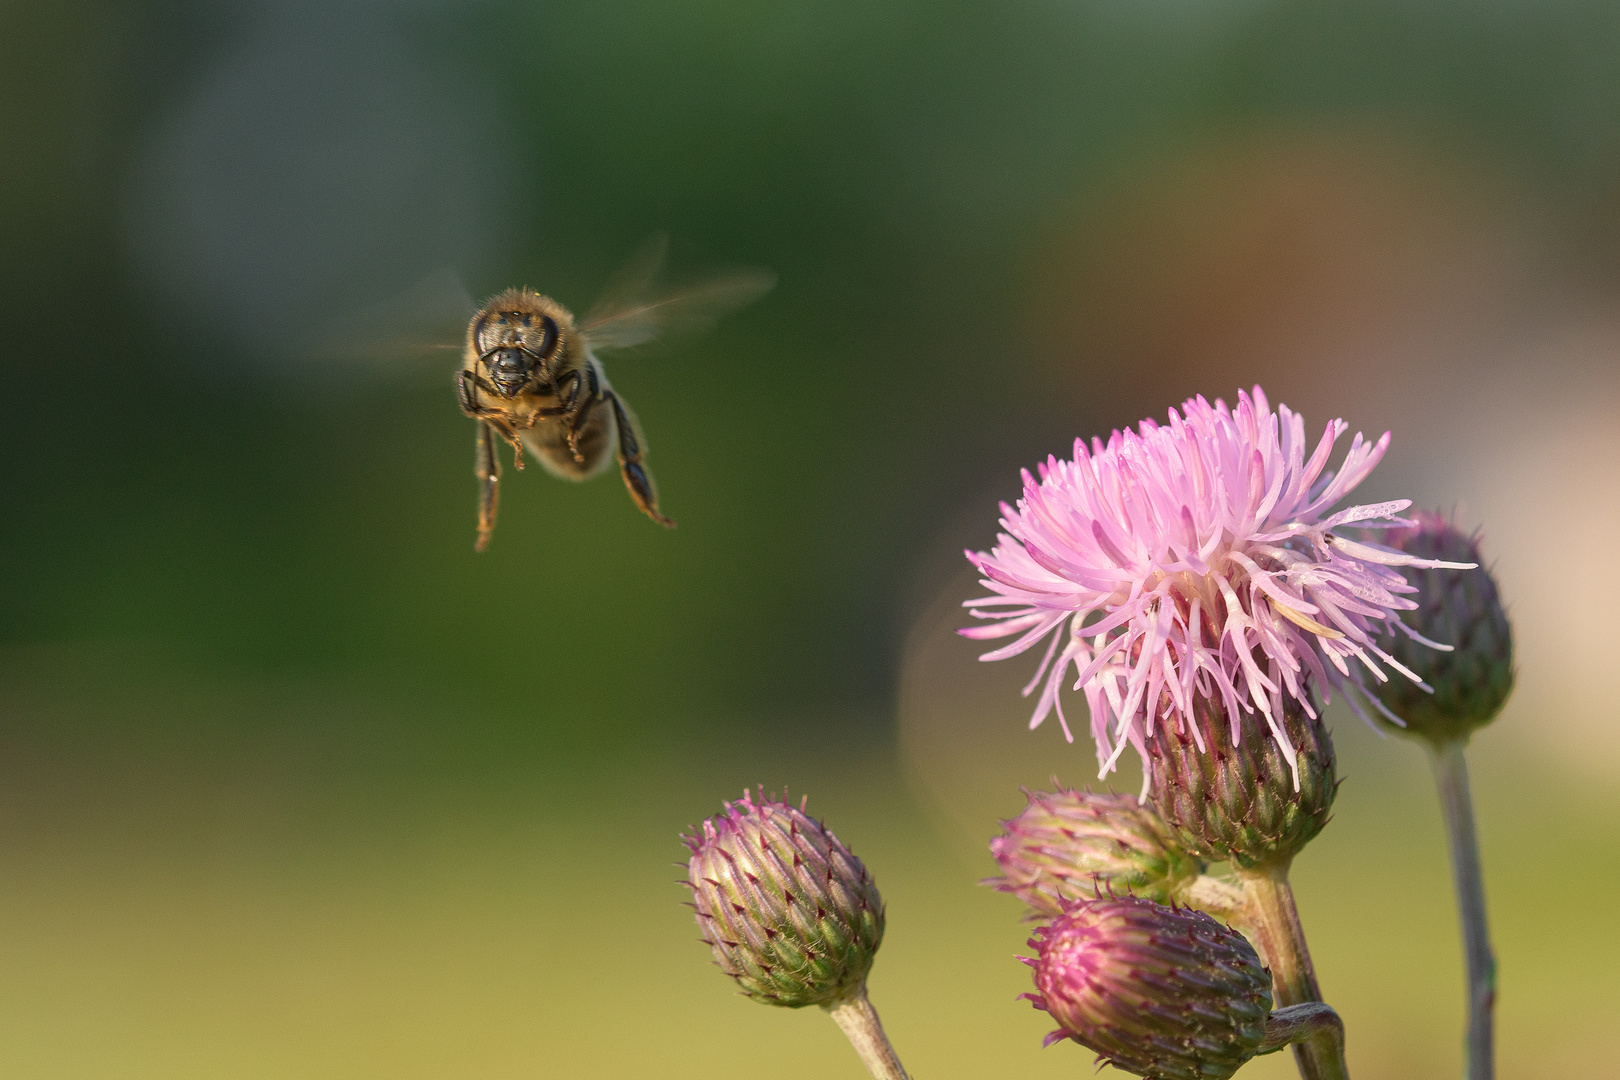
[456, 237, 772, 550]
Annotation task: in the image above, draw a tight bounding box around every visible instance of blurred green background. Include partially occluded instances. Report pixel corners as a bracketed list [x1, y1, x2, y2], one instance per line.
[3, 1, 1619, 1077]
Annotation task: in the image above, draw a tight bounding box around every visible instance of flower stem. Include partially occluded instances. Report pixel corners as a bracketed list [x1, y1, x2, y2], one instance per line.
[1239, 863, 1350, 1080]
[1431, 740, 1495, 1080]
[1180, 874, 1251, 928]
[1258, 1002, 1345, 1058]
[824, 987, 911, 1080]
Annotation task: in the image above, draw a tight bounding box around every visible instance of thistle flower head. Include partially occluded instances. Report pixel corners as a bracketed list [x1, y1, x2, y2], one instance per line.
[962, 386, 1473, 786]
[681, 788, 884, 1008]
[987, 784, 1201, 916]
[1357, 510, 1514, 746]
[1024, 896, 1272, 1079]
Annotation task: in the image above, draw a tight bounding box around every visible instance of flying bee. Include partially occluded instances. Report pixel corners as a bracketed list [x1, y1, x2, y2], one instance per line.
[455, 236, 773, 550]
[459, 287, 668, 549]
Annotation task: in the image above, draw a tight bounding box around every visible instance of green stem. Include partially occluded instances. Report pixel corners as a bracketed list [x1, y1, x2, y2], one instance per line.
[1431, 740, 1495, 1080]
[824, 987, 911, 1080]
[1239, 863, 1350, 1080]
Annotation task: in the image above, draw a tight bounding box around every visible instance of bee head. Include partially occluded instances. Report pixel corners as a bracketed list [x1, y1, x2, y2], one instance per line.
[471, 292, 563, 397]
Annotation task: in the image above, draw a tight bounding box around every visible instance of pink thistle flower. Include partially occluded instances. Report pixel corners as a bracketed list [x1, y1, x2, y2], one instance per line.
[962, 386, 1473, 788]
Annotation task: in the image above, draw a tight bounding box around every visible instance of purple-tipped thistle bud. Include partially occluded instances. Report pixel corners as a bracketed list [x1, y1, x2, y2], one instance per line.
[988, 785, 1202, 917]
[1145, 691, 1337, 872]
[1368, 510, 1514, 746]
[1024, 896, 1272, 1079]
[681, 789, 884, 1008]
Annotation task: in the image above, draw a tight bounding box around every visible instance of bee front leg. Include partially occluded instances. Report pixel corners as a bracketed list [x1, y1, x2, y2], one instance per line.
[460, 371, 525, 470]
[555, 369, 584, 413]
[474, 420, 501, 552]
[605, 389, 675, 528]
[458, 370, 505, 418]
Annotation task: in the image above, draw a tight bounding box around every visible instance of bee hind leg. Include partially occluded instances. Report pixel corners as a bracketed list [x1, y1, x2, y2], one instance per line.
[605, 389, 675, 528]
[474, 420, 501, 552]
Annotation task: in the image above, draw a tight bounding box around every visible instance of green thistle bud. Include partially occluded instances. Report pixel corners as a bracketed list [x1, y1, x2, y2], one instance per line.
[1145, 691, 1336, 872]
[682, 789, 884, 1008]
[1368, 510, 1514, 746]
[987, 785, 1202, 917]
[1024, 896, 1272, 1080]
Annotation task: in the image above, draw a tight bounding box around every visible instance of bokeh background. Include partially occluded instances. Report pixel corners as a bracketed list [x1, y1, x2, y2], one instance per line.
[3, 1, 1619, 1077]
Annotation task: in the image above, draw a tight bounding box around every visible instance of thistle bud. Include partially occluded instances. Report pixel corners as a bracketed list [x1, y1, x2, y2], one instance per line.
[1369, 511, 1514, 746]
[988, 785, 1201, 916]
[1025, 896, 1272, 1080]
[681, 789, 884, 1008]
[1145, 691, 1336, 871]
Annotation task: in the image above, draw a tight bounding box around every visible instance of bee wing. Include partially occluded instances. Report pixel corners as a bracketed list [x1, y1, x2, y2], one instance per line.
[582, 232, 672, 335]
[581, 234, 775, 352]
[296, 266, 476, 367]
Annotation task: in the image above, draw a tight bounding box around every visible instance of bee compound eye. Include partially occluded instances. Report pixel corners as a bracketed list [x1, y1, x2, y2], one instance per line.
[538, 315, 560, 357]
[474, 314, 501, 352]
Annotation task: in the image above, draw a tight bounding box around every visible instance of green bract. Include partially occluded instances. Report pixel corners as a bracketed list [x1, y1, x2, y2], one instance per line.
[1145, 692, 1337, 871]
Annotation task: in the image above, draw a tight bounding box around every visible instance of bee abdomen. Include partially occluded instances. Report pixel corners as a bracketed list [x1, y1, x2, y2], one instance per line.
[522, 413, 614, 481]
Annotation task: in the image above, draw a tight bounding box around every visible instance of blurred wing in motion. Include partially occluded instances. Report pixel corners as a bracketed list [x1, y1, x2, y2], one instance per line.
[581, 234, 776, 353]
[296, 266, 476, 367]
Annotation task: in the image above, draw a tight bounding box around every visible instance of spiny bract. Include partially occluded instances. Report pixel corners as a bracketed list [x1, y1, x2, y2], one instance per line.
[1144, 690, 1338, 870]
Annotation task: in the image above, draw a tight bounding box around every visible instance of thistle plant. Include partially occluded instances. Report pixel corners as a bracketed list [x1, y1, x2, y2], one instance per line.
[671, 390, 1505, 1080]
[1351, 511, 1513, 1080]
[962, 387, 1474, 1080]
[681, 789, 909, 1080]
